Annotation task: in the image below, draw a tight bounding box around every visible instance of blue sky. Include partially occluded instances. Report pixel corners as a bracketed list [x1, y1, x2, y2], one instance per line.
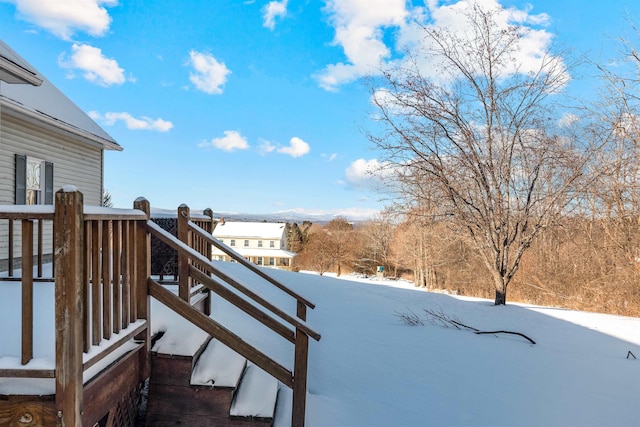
[1, 0, 639, 217]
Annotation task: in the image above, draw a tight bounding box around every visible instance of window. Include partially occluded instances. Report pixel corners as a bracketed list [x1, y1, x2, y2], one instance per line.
[230, 239, 236, 247]
[270, 241, 275, 248]
[268, 257, 275, 266]
[258, 240, 263, 248]
[15, 154, 53, 205]
[257, 257, 263, 265]
[244, 240, 249, 247]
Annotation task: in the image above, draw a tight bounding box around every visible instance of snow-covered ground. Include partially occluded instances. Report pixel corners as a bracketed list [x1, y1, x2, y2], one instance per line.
[2, 263, 640, 426]
[209, 265, 640, 427]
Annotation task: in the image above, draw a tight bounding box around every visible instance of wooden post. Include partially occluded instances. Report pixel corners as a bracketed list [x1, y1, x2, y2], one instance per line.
[177, 204, 191, 303]
[54, 188, 84, 427]
[21, 219, 33, 365]
[292, 329, 309, 427]
[297, 301, 307, 322]
[133, 197, 151, 381]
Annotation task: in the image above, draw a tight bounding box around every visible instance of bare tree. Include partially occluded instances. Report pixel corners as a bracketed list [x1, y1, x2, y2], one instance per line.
[356, 209, 397, 275]
[296, 224, 334, 275]
[369, 4, 590, 305]
[324, 217, 356, 277]
[581, 22, 640, 278]
[102, 189, 113, 208]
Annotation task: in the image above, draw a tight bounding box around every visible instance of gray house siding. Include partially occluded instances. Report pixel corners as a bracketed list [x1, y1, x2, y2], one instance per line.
[0, 111, 104, 262]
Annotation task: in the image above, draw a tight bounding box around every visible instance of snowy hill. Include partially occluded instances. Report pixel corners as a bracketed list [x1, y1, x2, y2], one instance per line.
[149, 207, 374, 224]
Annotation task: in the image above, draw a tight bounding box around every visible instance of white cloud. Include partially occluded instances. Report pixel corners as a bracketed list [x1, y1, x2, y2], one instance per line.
[58, 43, 126, 86]
[277, 137, 310, 157]
[558, 113, 580, 128]
[188, 50, 231, 95]
[318, 0, 561, 91]
[199, 130, 249, 152]
[404, 0, 561, 83]
[89, 111, 173, 132]
[258, 138, 277, 155]
[6, 0, 117, 40]
[262, 0, 288, 30]
[316, 0, 408, 90]
[322, 153, 338, 161]
[345, 158, 394, 189]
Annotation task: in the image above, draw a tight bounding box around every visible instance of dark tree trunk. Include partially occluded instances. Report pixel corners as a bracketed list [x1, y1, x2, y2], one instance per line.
[494, 288, 507, 305]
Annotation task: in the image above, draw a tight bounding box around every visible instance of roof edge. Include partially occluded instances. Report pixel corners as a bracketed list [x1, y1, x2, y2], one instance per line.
[0, 56, 42, 86]
[1, 97, 123, 151]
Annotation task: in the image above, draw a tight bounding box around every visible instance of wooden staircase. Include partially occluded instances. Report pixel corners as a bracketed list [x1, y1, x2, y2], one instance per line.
[145, 331, 281, 426]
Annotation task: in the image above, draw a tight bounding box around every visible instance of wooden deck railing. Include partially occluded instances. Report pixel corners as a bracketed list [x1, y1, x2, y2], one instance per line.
[1, 211, 53, 282]
[0, 190, 153, 425]
[1, 190, 319, 427]
[0, 207, 55, 368]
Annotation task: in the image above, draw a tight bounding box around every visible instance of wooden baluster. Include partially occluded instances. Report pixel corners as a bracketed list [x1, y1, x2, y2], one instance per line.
[54, 189, 84, 426]
[21, 219, 33, 365]
[8, 220, 13, 277]
[112, 220, 121, 334]
[91, 220, 101, 346]
[83, 221, 91, 352]
[129, 217, 137, 322]
[102, 220, 111, 340]
[37, 218, 43, 278]
[122, 220, 130, 328]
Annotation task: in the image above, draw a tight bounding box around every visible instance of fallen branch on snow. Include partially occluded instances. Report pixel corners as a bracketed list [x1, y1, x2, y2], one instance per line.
[396, 307, 536, 345]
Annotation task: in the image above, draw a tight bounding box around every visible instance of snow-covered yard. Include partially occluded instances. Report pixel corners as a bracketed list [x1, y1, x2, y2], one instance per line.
[218, 266, 640, 426]
[2, 262, 640, 426]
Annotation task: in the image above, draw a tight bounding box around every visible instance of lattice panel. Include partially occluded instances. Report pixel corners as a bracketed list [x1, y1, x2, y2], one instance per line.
[150, 217, 178, 277]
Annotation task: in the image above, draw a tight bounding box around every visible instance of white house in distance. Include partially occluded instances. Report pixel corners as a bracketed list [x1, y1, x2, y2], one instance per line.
[0, 39, 121, 267]
[211, 219, 295, 269]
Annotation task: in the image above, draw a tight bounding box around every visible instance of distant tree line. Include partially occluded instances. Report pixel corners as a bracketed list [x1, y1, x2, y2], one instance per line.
[289, 210, 640, 317]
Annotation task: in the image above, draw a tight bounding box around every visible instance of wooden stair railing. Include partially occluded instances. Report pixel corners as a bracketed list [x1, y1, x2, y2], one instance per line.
[189, 219, 315, 321]
[146, 219, 321, 427]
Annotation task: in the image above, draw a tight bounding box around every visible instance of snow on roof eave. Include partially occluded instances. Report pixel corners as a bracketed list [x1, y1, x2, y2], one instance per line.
[0, 97, 122, 151]
[0, 39, 121, 152]
[0, 56, 42, 86]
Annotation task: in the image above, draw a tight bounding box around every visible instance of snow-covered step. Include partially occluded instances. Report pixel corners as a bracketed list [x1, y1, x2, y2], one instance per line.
[230, 363, 279, 419]
[191, 339, 247, 388]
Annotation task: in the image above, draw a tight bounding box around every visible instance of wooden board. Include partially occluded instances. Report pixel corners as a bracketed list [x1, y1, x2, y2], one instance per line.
[82, 344, 144, 426]
[0, 395, 57, 427]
